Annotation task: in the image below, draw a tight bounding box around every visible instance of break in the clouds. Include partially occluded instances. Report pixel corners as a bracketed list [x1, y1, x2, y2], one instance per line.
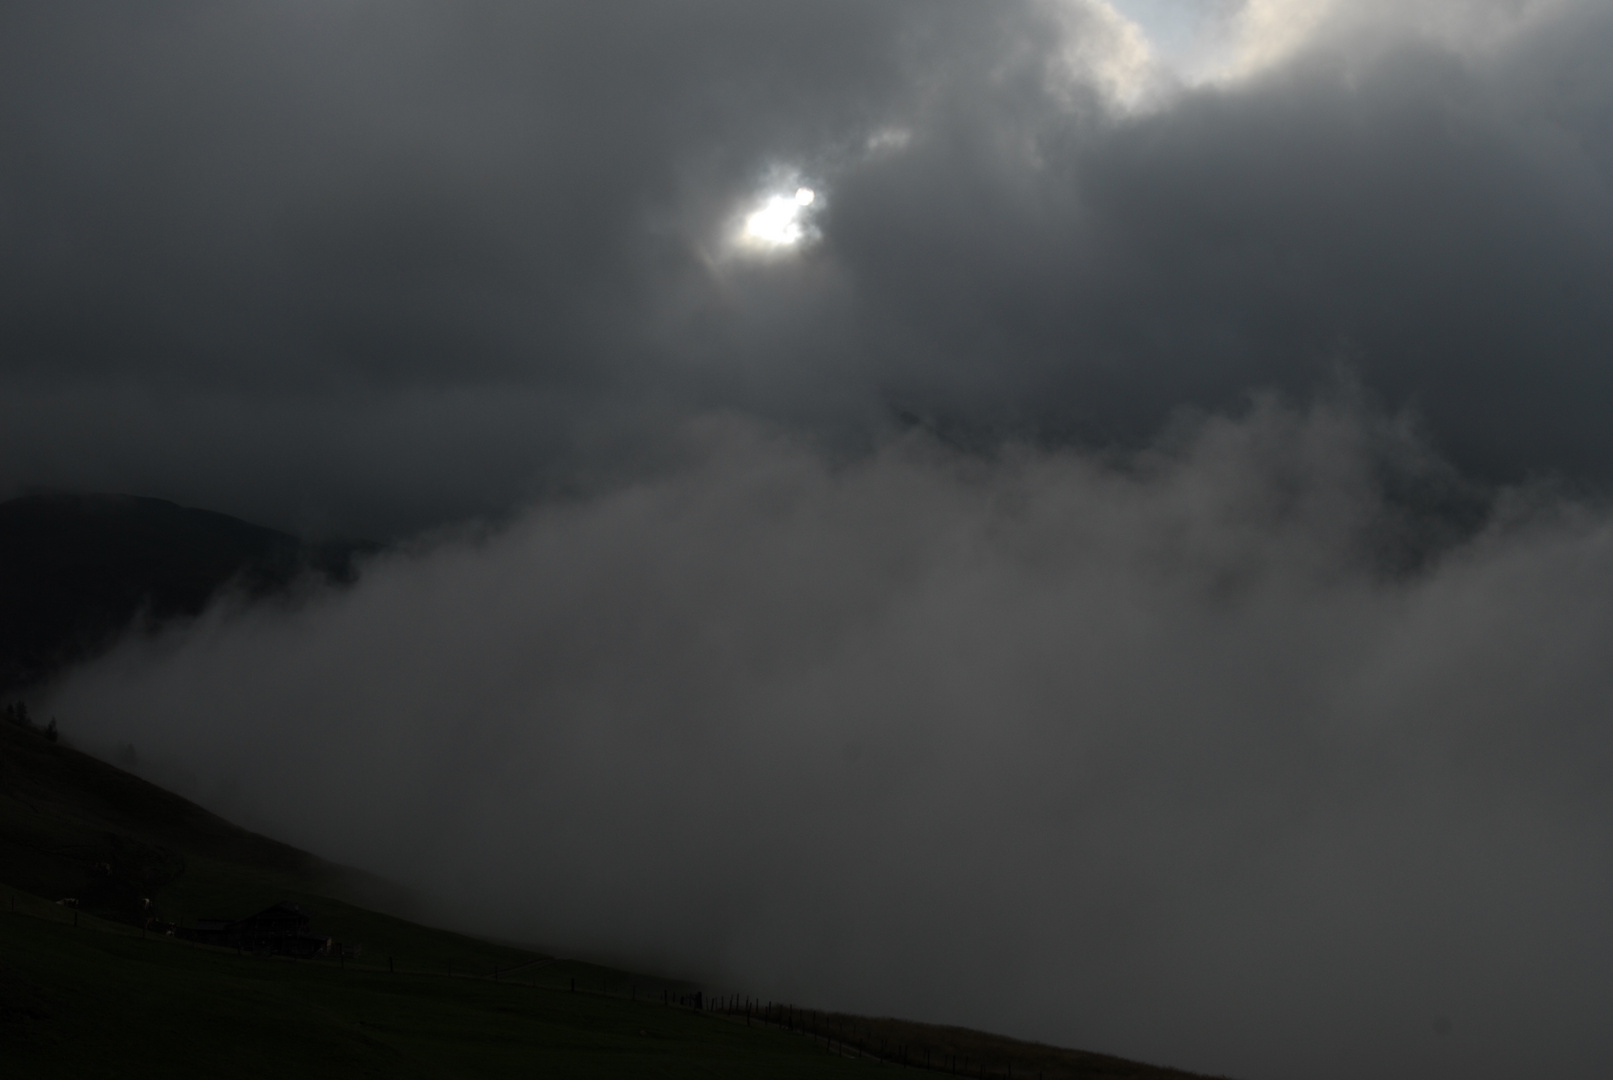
[3, 1, 1613, 535]
[49, 400, 1613, 1080]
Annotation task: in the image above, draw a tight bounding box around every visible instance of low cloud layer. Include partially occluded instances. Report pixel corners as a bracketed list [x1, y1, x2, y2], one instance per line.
[5, 1, 1613, 534]
[51, 400, 1613, 1080]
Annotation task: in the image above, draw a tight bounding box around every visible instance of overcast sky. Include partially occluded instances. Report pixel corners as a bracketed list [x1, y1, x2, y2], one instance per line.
[15, 3, 1613, 1079]
[5, 0, 1613, 535]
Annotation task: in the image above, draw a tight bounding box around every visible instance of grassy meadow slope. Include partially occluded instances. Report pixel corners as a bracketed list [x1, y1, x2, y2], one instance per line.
[1, 896, 884, 1080]
[0, 701, 1222, 1079]
[0, 713, 604, 983]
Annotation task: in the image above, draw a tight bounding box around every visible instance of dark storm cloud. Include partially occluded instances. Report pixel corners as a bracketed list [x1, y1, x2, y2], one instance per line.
[49, 399, 1613, 1080]
[17, 5, 1613, 1079]
[3, 1, 1612, 534]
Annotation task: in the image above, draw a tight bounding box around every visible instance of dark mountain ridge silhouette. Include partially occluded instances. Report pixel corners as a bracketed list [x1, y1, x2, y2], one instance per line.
[0, 490, 375, 697]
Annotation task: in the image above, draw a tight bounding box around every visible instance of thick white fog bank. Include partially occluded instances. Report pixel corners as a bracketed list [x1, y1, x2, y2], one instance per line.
[51, 401, 1613, 1080]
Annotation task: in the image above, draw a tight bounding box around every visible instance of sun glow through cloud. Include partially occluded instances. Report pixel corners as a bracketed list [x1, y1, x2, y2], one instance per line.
[742, 186, 818, 249]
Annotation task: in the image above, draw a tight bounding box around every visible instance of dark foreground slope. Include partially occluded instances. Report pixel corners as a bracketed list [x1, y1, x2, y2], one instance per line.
[0, 900, 889, 1080]
[0, 714, 543, 975]
[0, 491, 373, 697]
[0, 693, 1222, 1079]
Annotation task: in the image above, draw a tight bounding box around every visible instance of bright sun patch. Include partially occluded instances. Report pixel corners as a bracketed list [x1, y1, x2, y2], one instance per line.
[742, 187, 818, 249]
